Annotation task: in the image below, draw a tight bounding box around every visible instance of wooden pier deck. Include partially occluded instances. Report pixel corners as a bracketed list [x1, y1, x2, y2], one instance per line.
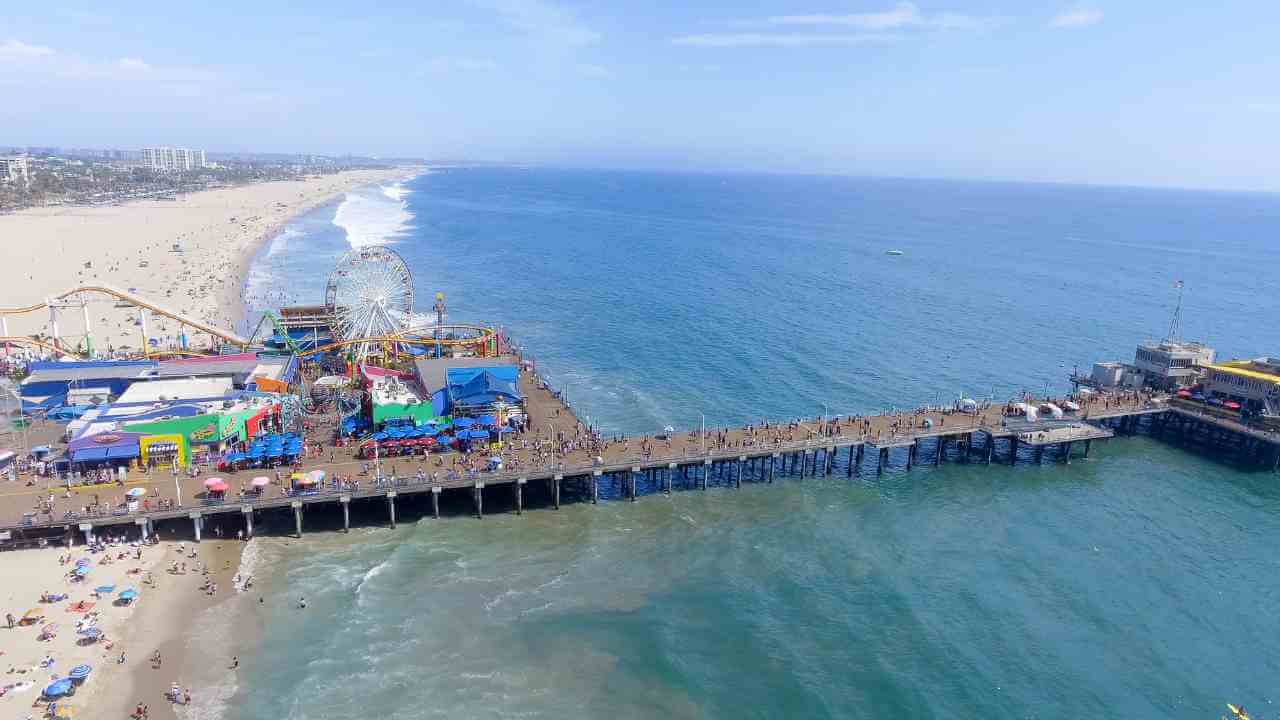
[2, 369, 1275, 545]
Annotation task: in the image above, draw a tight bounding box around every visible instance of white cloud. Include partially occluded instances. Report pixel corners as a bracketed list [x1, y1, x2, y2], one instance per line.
[765, 2, 988, 30]
[469, 0, 600, 48]
[1050, 8, 1104, 28]
[421, 56, 500, 73]
[0, 39, 56, 57]
[576, 63, 609, 77]
[117, 57, 151, 71]
[672, 32, 891, 48]
[767, 2, 920, 29]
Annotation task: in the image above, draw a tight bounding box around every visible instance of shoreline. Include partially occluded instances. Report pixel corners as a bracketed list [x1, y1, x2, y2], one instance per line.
[233, 167, 427, 336]
[0, 167, 418, 354]
[0, 168, 421, 720]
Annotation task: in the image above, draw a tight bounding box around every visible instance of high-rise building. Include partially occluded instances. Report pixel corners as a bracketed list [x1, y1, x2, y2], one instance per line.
[0, 156, 30, 188]
[142, 147, 207, 171]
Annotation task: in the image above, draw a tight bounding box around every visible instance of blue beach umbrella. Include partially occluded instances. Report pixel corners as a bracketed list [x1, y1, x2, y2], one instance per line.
[371, 432, 388, 441]
[43, 679, 73, 698]
[74, 566, 90, 577]
[118, 588, 138, 601]
[476, 414, 497, 427]
[93, 585, 115, 594]
[77, 627, 102, 639]
[68, 665, 91, 680]
[453, 417, 477, 429]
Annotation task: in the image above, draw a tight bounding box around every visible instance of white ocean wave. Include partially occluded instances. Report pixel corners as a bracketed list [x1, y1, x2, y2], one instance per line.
[381, 182, 411, 201]
[332, 185, 415, 249]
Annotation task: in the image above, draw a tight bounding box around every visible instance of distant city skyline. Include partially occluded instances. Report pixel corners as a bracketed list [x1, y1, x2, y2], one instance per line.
[3, 1, 1279, 192]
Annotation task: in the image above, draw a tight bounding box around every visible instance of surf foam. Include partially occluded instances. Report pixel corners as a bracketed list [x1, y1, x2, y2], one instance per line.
[333, 183, 415, 249]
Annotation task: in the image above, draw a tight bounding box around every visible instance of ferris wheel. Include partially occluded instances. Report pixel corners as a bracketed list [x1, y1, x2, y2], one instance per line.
[324, 246, 414, 365]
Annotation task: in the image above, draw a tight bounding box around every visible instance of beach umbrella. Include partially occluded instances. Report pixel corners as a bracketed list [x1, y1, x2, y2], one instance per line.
[203, 477, 225, 488]
[476, 414, 497, 427]
[68, 665, 91, 680]
[251, 476, 270, 488]
[93, 585, 115, 594]
[118, 588, 138, 601]
[206, 480, 229, 493]
[74, 566, 90, 576]
[453, 417, 477, 428]
[75, 557, 91, 566]
[125, 488, 146, 498]
[43, 678, 73, 698]
[76, 627, 102, 640]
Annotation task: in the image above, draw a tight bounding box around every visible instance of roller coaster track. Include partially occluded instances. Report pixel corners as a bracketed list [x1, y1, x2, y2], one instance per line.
[0, 336, 84, 358]
[296, 324, 496, 358]
[0, 284, 249, 347]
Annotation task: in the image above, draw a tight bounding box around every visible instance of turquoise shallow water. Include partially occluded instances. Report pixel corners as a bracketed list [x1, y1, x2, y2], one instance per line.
[225, 169, 1280, 719]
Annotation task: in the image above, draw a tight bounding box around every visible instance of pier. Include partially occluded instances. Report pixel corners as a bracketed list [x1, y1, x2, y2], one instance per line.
[5, 364, 1275, 548]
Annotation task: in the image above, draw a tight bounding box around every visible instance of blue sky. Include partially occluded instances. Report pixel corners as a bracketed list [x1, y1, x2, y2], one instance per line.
[2, 1, 1279, 191]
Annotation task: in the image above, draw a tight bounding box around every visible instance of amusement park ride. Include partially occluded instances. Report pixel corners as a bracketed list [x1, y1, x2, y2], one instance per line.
[0, 247, 499, 368]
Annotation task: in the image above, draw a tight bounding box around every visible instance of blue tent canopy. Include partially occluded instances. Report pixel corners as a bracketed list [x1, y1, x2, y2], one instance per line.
[452, 417, 477, 428]
[44, 679, 73, 698]
[476, 414, 497, 427]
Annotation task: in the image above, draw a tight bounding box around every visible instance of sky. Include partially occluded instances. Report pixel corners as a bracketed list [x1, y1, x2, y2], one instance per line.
[2, 1, 1279, 191]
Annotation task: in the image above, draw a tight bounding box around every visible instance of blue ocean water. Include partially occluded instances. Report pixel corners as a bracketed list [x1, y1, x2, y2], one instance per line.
[221, 169, 1280, 720]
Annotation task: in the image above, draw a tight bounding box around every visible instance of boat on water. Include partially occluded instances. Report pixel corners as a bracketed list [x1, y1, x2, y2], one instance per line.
[885, 249, 905, 256]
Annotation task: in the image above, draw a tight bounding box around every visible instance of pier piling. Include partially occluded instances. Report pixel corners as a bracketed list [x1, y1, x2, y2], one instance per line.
[340, 495, 351, 530]
[592, 470, 601, 503]
[702, 459, 711, 490]
[736, 457, 744, 488]
[431, 486, 441, 518]
[516, 478, 526, 514]
[771, 454, 778, 483]
[554, 474, 563, 508]
[472, 484, 483, 518]
[292, 501, 303, 537]
[666, 463, 676, 494]
[936, 437, 945, 466]
[241, 505, 254, 539]
[191, 513, 202, 542]
[387, 492, 397, 528]
[630, 466, 640, 501]
[1010, 436, 1019, 466]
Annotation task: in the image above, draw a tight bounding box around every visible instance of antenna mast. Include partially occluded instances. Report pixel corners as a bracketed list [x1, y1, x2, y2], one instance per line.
[1164, 280, 1184, 343]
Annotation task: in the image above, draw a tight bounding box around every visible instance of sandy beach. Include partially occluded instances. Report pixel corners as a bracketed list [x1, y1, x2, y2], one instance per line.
[0, 536, 247, 720]
[0, 168, 413, 354]
[0, 168, 414, 720]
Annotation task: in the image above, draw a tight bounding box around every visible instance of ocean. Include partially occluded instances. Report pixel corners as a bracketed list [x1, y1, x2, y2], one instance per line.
[219, 168, 1280, 719]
